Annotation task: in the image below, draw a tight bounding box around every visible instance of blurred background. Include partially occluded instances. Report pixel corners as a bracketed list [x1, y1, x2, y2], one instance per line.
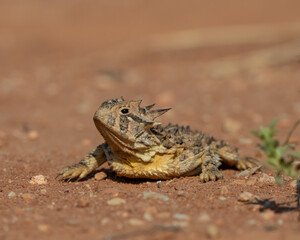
[1, 0, 300, 152]
[1, 1, 300, 240]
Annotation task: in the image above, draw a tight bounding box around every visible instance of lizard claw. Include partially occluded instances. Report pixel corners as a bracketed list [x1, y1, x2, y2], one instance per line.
[200, 171, 223, 183]
[57, 164, 91, 181]
[236, 157, 261, 170]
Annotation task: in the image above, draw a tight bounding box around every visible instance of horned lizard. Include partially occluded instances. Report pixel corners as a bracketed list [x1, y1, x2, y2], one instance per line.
[57, 97, 259, 182]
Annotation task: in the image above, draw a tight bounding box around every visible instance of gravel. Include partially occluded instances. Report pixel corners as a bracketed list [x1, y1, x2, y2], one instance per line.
[29, 175, 48, 185]
[128, 218, 145, 226]
[107, 197, 126, 205]
[206, 225, 219, 238]
[94, 172, 107, 181]
[142, 191, 169, 201]
[8, 192, 16, 198]
[258, 173, 275, 184]
[198, 212, 211, 223]
[238, 191, 253, 202]
[173, 213, 189, 220]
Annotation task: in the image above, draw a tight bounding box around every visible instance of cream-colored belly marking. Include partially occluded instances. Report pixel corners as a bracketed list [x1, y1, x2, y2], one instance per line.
[110, 153, 175, 179]
[109, 146, 204, 179]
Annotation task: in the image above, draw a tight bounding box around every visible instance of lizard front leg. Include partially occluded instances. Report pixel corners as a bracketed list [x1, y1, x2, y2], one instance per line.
[199, 148, 224, 183]
[57, 143, 107, 181]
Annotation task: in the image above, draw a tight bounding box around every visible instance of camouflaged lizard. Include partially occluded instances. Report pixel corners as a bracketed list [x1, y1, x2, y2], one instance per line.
[57, 97, 259, 182]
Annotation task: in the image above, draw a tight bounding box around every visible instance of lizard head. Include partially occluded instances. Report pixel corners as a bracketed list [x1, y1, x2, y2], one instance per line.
[93, 97, 171, 157]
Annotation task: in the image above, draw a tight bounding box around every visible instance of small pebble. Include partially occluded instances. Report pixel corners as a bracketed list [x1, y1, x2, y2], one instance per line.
[258, 173, 275, 184]
[260, 210, 275, 220]
[157, 180, 162, 188]
[142, 191, 169, 201]
[128, 218, 144, 226]
[198, 212, 211, 223]
[143, 213, 153, 221]
[29, 175, 47, 185]
[220, 186, 229, 195]
[277, 219, 283, 225]
[238, 191, 253, 202]
[27, 130, 39, 140]
[101, 218, 110, 225]
[94, 172, 107, 181]
[289, 180, 300, 188]
[247, 178, 257, 186]
[76, 199, 89, 208]
[157, 212, 171, 219]
[177, 190, 185, 196]
[107, 197, 126, 205]
[219, 196, 226, 201]
[40, 189, 47, 195]
[22, 193, 35, 200]
[8, 192, 16, 199]
[206, 225, 219, 238]
[173, 213, 189, 220]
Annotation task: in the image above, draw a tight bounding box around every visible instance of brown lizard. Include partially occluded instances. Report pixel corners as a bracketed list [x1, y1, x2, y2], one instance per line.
[57, 97, 259, 182]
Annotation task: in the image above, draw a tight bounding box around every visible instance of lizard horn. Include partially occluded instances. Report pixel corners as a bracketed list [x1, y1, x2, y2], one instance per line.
[144, 104, 156, 111]
[148, 108, 171, 119]
[130, 99, 143, 107]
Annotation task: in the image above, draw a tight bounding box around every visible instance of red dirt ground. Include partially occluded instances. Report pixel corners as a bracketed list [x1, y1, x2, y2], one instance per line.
[1, 1, 300, 240]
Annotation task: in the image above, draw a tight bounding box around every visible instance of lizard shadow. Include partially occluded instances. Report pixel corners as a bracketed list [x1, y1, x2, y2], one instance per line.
[85, 168, 162, 185]
[246, 197, 298, 213]
[246, 182, 300, 214]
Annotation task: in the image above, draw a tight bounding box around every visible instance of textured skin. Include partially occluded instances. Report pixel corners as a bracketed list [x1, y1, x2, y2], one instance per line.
[57, 97, 259, 182]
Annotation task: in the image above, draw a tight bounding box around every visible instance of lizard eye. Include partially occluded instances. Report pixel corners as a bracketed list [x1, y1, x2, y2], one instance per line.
[120, 108, 129, 115]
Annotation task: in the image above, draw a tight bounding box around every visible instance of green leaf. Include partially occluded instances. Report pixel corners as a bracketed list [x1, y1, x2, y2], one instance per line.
[251, 130, 260, 138]
[275, 173, 284, 185]
[278, 145, 290, 154]
[251, 118, 300, 182]
[269, 119, 277, 128]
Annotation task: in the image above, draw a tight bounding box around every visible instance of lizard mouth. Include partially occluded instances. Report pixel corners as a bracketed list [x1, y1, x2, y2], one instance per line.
[94, 117, 147, 155]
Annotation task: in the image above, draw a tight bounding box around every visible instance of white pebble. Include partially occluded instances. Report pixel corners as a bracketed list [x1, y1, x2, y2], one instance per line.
[238, 191, 253, 202]
[29, 175, 47, 185]
[8, 192, 16, 198]
[107, 197, 126, 205]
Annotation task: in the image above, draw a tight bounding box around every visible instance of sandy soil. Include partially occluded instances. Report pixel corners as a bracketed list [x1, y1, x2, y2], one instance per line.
[1, 1, 300, 239]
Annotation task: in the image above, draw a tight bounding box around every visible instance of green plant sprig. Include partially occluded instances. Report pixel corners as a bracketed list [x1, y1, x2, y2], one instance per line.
[251, 119, 300, 183]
